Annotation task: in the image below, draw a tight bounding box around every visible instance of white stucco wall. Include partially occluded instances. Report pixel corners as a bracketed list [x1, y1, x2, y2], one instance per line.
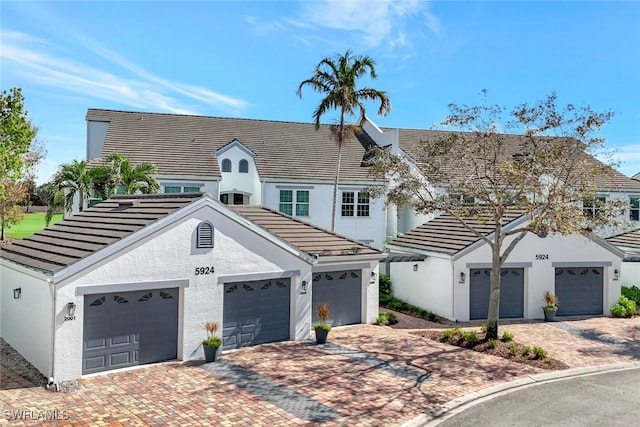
[620, 261, 640, 287]
[158, 176, 219, 196]
[262, 181, 388, 249]
[51, 204, 312, 381]
[452, 232, 622, 321]
[0, 262, 53, 378]
[389, 255, 454, 320]
[216, 145, 261, 204]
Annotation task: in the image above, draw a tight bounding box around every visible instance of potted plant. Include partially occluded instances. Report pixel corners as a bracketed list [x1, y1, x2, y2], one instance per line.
[203, 321, 222, 362]
[313, 303, 332, 344]
[542, 291, 559, 322]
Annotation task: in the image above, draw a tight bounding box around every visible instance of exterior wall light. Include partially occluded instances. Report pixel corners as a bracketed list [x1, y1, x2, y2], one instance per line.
[301, 280, 308, 293]
[613, 269, 620, 280]
[413, 264, 419, 272]
[65, 302, 77, 321]
[459, 272, 466, 283]
[13, 288, 22, 299]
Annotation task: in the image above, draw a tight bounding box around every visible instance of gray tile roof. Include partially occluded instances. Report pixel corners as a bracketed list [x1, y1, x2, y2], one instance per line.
[86, 109, 379, 182]
[389, 210, 527, 256]
[606, 229, 640, 251]
[1, 194, 382, 275]
[395, 129, 640, 191]
[1, 194, 204, 274]
[230, 205, 382, 258]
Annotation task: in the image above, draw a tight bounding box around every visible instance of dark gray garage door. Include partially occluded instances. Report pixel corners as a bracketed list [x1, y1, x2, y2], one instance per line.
[470, 269, 524, 320]
[312, 270, 362, 326]
[222, 278, 290, 350]
[83, 288, 178, 375]
[555, 267, 603, 316]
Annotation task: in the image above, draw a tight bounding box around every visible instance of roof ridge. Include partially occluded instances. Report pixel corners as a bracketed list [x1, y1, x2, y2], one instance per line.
[87, 108, 329, 128]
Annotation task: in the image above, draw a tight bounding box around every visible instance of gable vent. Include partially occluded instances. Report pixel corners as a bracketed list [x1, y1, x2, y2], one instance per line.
[197, 221, 214, 248]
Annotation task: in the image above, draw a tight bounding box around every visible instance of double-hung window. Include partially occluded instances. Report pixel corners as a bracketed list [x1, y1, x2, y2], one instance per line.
[342, 191, 370, 217]
[279, 190, 309, 217]
[631, 197, 640, 221]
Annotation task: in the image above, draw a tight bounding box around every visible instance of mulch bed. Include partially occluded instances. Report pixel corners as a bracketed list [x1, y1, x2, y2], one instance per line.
[413, 329, 569, 370]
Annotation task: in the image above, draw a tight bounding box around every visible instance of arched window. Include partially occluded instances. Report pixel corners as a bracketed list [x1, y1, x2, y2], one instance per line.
[221, 158, 232, 172]
[239, 159, 249, 173]
[196, 221, 214, 248]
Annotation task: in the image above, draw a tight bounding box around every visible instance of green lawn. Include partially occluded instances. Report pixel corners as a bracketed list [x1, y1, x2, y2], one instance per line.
[5, 212, 63, 239]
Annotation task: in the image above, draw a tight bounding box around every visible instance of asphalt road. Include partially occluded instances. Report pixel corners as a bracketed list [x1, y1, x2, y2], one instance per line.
[435, 367, 640, 426]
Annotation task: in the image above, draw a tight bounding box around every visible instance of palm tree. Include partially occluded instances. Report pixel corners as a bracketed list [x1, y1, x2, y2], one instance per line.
[105, 152, 159, 195]
[297, 50, 391, 231]
[47, 160, 109, 222]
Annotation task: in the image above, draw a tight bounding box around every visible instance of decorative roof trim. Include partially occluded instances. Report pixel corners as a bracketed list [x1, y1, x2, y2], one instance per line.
[215, 139, 255, 157]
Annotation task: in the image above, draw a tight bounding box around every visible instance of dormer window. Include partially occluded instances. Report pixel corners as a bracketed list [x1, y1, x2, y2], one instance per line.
[221, 158, 232, 172]
[196, 221, 214, 248]
[239, 159, 249, 173]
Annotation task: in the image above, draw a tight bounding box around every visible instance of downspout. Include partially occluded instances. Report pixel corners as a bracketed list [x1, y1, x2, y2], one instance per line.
[47, 275, 58, 391]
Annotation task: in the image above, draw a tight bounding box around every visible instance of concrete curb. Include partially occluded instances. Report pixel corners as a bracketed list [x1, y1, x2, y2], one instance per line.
[402, 361, 640, 427]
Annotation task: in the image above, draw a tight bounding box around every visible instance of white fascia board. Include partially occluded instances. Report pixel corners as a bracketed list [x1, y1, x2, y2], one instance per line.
[315, 253, 387, 264]
[384, 244, 451, 259]
[215, 139, 255, 157]
[0, 258, 51, 281]
[52, 196, 316, 285]
[586, 232, 626, 258]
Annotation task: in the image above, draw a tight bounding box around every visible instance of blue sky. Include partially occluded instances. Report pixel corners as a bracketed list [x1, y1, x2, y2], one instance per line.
[2, 1, 639, 184]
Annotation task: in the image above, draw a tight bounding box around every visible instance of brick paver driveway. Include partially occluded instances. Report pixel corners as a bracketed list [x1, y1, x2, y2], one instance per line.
[2, 315, 639, 426]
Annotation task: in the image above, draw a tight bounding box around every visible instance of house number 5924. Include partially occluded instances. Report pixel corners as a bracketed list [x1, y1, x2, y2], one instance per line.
[535, 254, 549, 260]
[195, 266, 215, 275]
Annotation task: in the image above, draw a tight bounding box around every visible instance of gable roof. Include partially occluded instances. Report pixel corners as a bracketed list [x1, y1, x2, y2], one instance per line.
[86, 109, 379, 182]
[388, 210, 527, 256]
[1, 194, 382, 276]
[395, 128, 640, 191]
[231, 205, 382, 258]
[606, 229, 640, 253]
[1, 193, 204, 274]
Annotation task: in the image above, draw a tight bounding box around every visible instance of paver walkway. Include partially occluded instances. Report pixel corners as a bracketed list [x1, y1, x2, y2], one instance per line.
[1, 315, 639, 426]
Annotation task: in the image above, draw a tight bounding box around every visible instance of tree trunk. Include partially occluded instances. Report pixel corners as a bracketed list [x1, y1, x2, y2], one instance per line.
[331, 143, 342, 232]
[486, 234, 502, 340]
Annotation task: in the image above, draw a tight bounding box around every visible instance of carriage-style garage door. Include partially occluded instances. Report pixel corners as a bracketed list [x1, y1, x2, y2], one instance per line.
[312, 270, 362, 326]
[555, 267, 603, 316]
[469, 268, 525, 320]
[222, 278, 290, 350]
[83, 288, 178, 375]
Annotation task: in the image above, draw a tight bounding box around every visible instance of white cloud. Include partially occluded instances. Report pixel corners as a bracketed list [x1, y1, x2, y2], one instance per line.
[246, 0, 439, 51]
[0, 30, 249, 116]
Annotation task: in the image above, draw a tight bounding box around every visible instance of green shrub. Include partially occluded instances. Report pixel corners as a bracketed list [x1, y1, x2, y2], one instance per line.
[622, 285, 640, 305]
[532, 346, 547, 359]
[620, 296, 637, 316]
[460, 330, 479, 345]
[508, 343, 519, 354]
[487, 338, 499, 348]
[480, 323, 487, 333]
[523, 346, 532, 355]
[501, 331, 515, 342]
[376, 312, 398, 326]
[379, 274, 392, 295]
[378, 294, 438, 322]
[379, 293, 394, 306]
[610, 304, 628, 318]
[611, 295, 637, 318]
[442, 328, 457, 339]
